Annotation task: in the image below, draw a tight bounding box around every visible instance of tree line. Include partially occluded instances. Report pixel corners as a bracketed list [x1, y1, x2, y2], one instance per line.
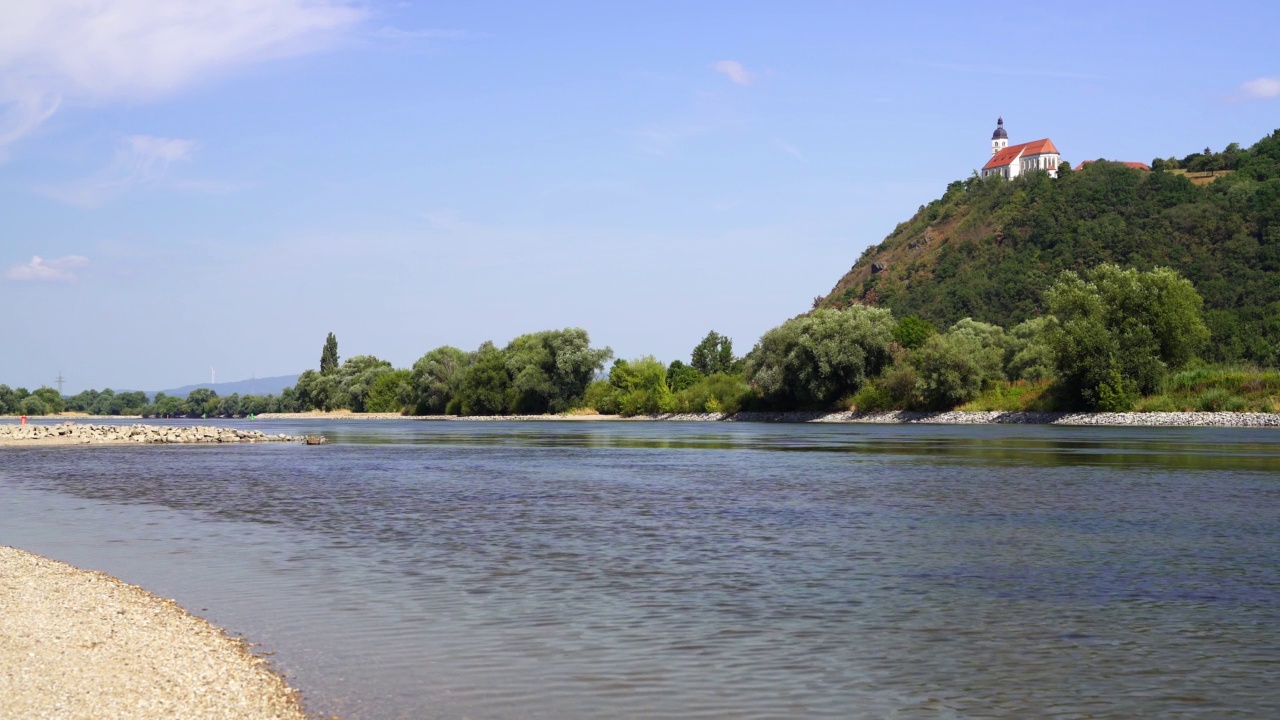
[3, 264, 1217, 418]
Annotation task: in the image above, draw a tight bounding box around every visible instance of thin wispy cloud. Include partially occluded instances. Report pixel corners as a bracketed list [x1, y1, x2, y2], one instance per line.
[775, 140, 806, 163]
[371, 27, 472, 41]
[1238, 76, 1280, 100]
[40, 135, 197, 206]
[713, 60, 757, 86]
[6, 255, 89, 282]
[0, 0, 366, 153]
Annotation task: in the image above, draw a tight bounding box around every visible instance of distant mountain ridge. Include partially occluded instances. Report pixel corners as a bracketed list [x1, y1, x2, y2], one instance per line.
[152, 374, 300, 400]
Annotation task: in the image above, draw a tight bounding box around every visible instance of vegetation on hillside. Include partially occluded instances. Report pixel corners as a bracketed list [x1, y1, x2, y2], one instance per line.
[818, 130, 1280, 366]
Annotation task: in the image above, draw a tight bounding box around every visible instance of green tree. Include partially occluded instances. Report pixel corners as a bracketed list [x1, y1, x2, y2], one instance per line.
[457, 343, 512, 415]
[502, 328, 613, 414]
[90, 389, 127, 416]
[409, 346, 471, 414]
[150, 393, 184, 418]
[65, 389, 99, 412]
[292, 370, 329, 411]
[691, 331, 736, 375]
[19, 395, 49, 416]
[913, 332, 999, 409]
[365, 369, 412, 413]
[607, 356, 673, 416]
[329, 355, 394, 411]
[0, 385, 16, 414]
[892, 316, 936, 349]
[320, 332, 339, 375]
[216, 394, 242, 417]
[1005, 317, 1056, 381]
[116, 391, 149, 414]
[947, 318, 1008, 381]
[744, 305, 896, 409]
[666, 360, 703, 392]
[32, 386, 65, 415]
[184, 388, 220, 417]
[1045, 264, 1209, 409]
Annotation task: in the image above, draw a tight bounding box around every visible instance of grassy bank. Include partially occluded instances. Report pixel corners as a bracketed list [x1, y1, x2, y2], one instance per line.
[943, 367, 1280, 414]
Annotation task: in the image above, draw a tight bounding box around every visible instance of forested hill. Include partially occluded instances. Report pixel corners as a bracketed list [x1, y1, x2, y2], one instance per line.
[817, 130, 1280, 365]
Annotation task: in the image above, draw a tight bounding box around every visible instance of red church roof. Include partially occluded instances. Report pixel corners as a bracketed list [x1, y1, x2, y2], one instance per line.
[983, 138, 1060, 170]
[1073, 160, 1151, 171]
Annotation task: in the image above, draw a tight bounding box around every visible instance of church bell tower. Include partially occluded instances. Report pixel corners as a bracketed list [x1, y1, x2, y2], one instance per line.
[991, 116, 1009, 156]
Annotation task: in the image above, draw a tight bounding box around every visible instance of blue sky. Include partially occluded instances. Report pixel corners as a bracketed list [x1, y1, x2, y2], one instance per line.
[2, 1, 1278, 393]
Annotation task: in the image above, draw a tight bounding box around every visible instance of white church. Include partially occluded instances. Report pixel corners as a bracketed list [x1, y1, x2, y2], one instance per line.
[981, 117, 1063, 179]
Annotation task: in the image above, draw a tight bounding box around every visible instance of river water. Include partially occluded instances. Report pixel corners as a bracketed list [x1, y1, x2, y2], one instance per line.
[1, 420, 1278, 718]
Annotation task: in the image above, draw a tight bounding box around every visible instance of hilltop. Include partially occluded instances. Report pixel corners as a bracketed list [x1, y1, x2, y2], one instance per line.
[817, 130, 1280, 365]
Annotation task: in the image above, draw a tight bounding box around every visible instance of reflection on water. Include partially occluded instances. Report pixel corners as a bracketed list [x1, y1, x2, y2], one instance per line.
[2, 421, 1279, 719]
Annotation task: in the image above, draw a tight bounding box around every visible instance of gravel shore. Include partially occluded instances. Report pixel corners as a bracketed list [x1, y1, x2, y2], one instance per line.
[0, 546, 306, 720]
[723, 410, 1280, 426]
[0, 423, 303, 446]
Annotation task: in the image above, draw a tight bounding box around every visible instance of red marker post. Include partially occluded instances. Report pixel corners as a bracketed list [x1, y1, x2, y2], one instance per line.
[20, 415, 27, 425]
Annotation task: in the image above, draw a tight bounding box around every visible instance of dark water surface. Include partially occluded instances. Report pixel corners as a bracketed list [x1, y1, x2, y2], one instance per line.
[2, 420, 1279, 718]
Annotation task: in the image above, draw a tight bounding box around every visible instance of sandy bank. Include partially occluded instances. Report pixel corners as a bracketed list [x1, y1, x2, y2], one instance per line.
[0, 546, 305, 720]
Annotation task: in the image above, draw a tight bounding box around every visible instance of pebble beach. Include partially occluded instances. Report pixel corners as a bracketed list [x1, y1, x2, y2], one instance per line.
[0, 546, 306, 720]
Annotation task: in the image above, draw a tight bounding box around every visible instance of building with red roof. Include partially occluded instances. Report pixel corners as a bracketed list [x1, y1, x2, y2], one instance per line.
[981, 117, 1063, 179]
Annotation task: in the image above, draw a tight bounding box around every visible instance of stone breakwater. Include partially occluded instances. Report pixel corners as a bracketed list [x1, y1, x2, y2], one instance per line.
[0, 422, 302, 445]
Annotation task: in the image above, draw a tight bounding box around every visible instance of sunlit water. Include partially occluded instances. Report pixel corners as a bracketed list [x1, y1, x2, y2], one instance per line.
[2, 420, 1279, 718]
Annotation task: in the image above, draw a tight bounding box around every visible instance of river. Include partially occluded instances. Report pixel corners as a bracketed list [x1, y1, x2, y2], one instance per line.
[2, 420, 1278, 718]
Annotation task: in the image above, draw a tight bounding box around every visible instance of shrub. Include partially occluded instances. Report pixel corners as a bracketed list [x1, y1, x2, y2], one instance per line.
[1045, 265, 1209, 409]
[582, 379, 621, 415]
[892, 316, 935, 349]
[913, 333, 997, 409]
[1133, 395, 1181, 413]
[1196, 388, 1247, 412]
[673, 373, 753, 414]
[849, 383, 894, 411]
[607, 357, 674, 416]
[1005, 317, 1056, 381]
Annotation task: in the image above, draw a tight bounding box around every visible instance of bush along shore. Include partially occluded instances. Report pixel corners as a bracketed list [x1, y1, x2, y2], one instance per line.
[0, 423, 302, 445]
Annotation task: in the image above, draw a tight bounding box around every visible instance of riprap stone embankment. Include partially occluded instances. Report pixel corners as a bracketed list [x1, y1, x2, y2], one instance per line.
[724, 410, 1280, 426]
[0, 423, 302, 446]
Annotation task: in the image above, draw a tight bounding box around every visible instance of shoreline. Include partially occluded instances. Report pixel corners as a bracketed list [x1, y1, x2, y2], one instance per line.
[0, 546, 306, 720]
[255, 409, 1280, 427]
[6, 411, 1277, 429]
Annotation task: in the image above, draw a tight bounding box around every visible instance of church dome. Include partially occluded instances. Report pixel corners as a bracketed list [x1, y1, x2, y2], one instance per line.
[992, 117, 1008, 140]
